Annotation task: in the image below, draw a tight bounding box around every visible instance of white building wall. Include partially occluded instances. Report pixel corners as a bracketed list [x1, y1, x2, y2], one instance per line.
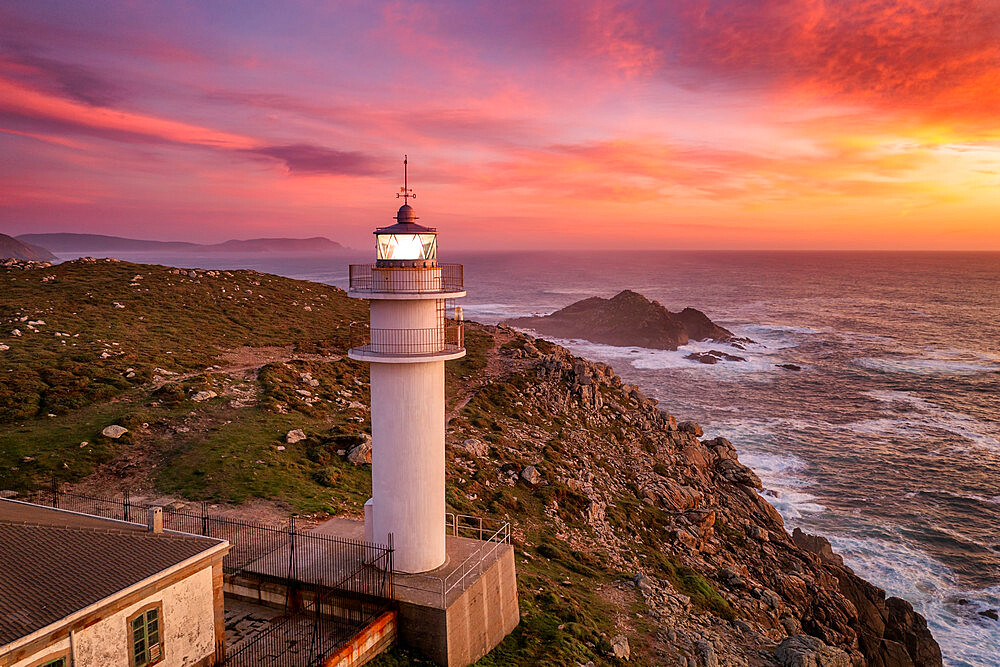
[7, 636, 70, 667]
[69, 565, 216, 666]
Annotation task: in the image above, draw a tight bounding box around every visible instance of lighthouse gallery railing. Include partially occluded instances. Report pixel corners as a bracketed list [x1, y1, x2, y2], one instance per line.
[349, 322, 464, 355]
[348, 263, 463, 293]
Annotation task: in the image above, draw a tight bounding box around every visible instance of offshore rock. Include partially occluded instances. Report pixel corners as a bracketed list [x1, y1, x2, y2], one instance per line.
[504, 290, 741, 350]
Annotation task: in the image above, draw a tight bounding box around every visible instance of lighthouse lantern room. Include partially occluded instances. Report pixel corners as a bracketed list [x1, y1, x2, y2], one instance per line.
[347, 157, 465, 574]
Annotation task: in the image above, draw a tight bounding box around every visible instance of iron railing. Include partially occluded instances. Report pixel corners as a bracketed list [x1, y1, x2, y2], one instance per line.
[349, 322, 464, 356]
[348, 264, 463, 293]
[393, 514, 511, 607]
[224, 588, 391, 667]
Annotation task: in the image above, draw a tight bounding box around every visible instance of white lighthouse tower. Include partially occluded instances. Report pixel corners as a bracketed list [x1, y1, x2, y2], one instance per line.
[348, 157, 465, 573]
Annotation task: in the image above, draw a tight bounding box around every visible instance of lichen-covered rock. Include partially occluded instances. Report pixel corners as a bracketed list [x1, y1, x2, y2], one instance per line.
[347, 435, 372, 465]
[458, 438, 490, 458]
[101, 425, 128, 439]
[776, 635, 850, 667]
[521, 465, 541, 485]
[611, 634, 630, 660]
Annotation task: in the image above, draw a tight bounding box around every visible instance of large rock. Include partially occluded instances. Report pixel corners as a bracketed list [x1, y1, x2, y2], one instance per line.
[347, 435, 372, 465]
[101, 425, 128, 439]
[285, 429, 307, 444]
[191, 390, 217, 402]
[776, 635, 850, 667]
[521, 465, 541, 485]
[458, 438, 490, 458]
[611, 634, 630, 660]
[504, 290, 741, 350]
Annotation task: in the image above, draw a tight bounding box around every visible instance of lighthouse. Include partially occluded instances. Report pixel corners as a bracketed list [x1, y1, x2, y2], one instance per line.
[348, 157, 465, 573]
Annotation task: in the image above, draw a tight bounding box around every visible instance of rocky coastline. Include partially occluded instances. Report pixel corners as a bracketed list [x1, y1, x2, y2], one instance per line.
[469, 326, 942, 665]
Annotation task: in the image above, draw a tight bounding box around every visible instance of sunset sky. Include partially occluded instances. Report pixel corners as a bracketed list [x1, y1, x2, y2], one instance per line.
[1, 1, 998, 250]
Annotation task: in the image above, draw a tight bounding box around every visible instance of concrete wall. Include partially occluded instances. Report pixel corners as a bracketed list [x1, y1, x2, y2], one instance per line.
[71, 565, 217, 666]
[397, 546, 520, 667]
[369, 358, 446, 573]
[445, 547, 520, 667]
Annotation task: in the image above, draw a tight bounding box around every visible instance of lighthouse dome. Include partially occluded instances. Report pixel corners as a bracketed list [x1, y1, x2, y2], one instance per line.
[395, 204, 417, 223]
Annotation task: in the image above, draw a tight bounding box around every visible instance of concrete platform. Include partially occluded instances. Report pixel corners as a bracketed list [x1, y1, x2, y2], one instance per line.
[307, 518, 520, 667]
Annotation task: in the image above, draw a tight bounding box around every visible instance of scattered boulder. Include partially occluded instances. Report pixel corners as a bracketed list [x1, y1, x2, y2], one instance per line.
[521, 465, 542, 485]
[191, 390, 217, 402]
[101, 425, 128, 439]
[347, 435, 372, 465]
[776, 635, 850, 667]
[285, 429, 307, 444]
[458, 438, 490, 458]
[611, 635, 630, 660]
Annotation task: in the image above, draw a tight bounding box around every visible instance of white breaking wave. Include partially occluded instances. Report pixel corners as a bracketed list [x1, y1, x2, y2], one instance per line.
[461, 302, 539, 322]
[827, 534, 1000, 667]
[855, 391, 1000, 453]
[533, 334, 800, 380]
[712, 418, 1000, 667]
[856, 346, 1000, 376]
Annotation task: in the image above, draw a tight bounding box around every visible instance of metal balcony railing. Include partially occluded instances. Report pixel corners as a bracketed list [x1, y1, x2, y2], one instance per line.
[349, 322, 464, 356]
[391, 514, 512, 606]
[349, 264, 464, 294]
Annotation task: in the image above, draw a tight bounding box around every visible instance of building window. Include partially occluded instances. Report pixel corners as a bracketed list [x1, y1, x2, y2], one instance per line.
[129, 604, 163, 666]
[26, 652, 69, 667]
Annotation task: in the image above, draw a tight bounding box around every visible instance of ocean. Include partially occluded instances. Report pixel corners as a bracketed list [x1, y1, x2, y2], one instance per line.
[64, 249, 1000, 666]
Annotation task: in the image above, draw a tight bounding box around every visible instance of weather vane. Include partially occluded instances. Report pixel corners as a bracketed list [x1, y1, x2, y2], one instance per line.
[397, 154, 416, 204]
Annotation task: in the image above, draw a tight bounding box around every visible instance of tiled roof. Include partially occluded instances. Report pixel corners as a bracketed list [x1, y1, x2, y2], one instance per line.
[0, 501, 222, 646]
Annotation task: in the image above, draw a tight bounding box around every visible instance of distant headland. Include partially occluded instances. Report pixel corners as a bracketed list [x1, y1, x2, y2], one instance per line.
[15, 233, 346, 255]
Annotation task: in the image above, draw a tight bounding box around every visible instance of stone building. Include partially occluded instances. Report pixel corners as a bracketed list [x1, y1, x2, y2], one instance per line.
[0, 499, 228, 667]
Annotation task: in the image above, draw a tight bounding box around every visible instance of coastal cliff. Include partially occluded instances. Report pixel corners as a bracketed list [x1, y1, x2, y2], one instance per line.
[504, 289, 738, 350]
[0, 259, 941, 666]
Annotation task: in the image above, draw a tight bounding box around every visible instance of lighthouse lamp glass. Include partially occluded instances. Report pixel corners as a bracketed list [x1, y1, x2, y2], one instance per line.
[376, 233, 437, 261]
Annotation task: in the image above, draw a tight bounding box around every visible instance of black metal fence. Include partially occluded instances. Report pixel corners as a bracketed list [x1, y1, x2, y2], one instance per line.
[20, 488, 394, 666]
[225, 585, 391, 667]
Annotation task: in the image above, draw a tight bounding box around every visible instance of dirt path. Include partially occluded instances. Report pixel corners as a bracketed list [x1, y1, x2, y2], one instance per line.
[152, 345, 343, 386]
[446, 329, 516, 424]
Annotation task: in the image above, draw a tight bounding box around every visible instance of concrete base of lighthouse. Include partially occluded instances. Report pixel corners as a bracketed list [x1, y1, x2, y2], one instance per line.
[310, 517, 520, 667]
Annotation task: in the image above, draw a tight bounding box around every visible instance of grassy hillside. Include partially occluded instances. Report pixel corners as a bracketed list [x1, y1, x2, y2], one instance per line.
[0, 258, 368, 501]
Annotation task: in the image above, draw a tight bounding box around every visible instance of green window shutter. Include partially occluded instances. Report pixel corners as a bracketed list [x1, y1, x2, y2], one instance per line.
[131, 607, 162, 666]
